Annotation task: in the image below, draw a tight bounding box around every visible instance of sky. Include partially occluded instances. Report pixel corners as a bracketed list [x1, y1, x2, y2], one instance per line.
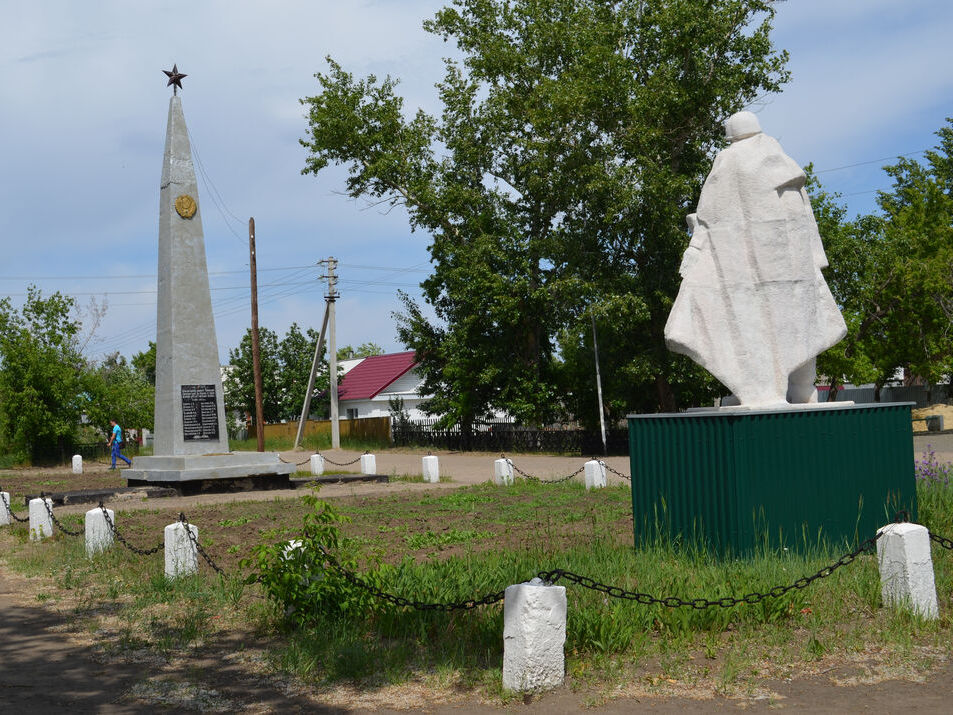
[1, 0, 951, 366]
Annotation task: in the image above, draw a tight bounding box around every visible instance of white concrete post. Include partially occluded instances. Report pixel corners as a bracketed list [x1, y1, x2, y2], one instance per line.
[164, 522, 199, 578]
[877, 522, 939, 619]
[85, 507, 114, 557]
[0, 492, 10, 526]
[29, 498, 53, 541]
[584, 460, 607, 490]
[503, 578, 567, 692]
[360, 453, 377, 475]
[422, 455, 440, 483]
[494, 458, 514, 486]
[72, 454, 83, 474]
[309, 454, 324, 476]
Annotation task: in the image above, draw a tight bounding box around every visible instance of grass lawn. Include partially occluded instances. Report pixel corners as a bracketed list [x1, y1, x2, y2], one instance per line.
[1, 478, 952, 706]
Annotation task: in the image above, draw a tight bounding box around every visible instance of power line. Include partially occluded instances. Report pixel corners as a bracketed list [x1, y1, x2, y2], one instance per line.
[0, 262, 431, 282]
[814, 149, 928, 175]
[185, 124, 249, 245]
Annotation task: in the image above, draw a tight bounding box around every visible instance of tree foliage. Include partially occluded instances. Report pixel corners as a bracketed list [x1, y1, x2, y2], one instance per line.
[224, 323, 330, 424]
[301, 0, 789, 424]
[0, 288, 84, 461]
[337, 342, 385, 360]
[81, 352, 155, 437]
[815, 119, 953, 397]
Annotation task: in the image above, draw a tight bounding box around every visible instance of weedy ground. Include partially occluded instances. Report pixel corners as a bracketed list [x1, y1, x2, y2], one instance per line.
[1, 475, 952, 708]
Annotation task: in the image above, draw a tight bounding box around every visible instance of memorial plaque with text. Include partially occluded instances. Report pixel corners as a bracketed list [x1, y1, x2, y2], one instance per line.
[180, 384, 220, 441]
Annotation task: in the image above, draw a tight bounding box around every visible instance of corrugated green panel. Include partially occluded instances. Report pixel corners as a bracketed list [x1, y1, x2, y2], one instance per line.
[628, 404, 917, 555]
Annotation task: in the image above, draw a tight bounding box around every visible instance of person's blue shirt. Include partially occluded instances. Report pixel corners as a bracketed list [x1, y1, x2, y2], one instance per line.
[112, 423, 123, 445]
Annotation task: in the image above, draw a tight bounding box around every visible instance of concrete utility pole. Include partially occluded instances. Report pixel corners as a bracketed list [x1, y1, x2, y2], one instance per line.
[592, 312, 607, 455]
[293, 302, 330, 449]
[249, 217, 265, 451]
[325, 258, 340, 448]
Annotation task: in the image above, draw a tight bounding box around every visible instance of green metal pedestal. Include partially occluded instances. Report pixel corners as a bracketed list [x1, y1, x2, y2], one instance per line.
[627, 403, 917, 555]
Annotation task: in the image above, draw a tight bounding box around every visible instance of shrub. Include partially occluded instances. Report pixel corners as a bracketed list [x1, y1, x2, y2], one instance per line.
[243, 493, 385, 626]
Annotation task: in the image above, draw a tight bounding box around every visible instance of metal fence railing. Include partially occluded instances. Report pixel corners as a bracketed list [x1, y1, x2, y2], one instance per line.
[391, 419, 629, 455]
[73, 441, 141, 461]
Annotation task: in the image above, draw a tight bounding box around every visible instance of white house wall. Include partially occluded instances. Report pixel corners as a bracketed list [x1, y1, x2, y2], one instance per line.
[338, 396, 429, 420]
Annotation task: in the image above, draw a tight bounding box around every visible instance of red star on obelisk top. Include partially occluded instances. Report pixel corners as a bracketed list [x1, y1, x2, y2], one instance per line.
[163, 64, 187, 95]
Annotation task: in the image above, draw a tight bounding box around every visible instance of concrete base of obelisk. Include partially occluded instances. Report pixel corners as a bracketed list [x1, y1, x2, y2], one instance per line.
[126, 452, 295, 492]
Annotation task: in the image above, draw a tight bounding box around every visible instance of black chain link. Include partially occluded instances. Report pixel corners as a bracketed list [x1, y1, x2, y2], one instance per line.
[42, 497, 83, 537]
[180, 513, 225, 575]
[317, 543, 505, 611]
[502, 455, 585, 484]
[319, 451, 366, 467]
[599, 460, 631, 481]
[537, 532, 883, 609]
[930, 532, 953, 550]
[99, 504, 164, 556]
[0, 489, 30, 523]
[278, 454, 314, 466]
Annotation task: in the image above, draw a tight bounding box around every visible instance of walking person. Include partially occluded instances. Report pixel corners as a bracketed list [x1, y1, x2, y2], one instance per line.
[107, 419, 132, 470]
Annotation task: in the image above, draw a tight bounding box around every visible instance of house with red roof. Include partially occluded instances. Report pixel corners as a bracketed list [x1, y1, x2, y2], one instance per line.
[336, 351, 428, 420]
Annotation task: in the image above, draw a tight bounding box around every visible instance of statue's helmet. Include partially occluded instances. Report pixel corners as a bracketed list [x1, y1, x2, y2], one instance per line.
[724, 111, 762, 142]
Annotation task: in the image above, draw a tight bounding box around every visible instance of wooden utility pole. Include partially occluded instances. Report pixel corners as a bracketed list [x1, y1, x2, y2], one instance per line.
[249, 217, 265, 451]
[326, 258, 340, 449]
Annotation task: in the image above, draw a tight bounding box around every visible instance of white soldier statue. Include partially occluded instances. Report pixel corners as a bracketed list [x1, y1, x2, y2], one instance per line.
[664, 111, 847, 407]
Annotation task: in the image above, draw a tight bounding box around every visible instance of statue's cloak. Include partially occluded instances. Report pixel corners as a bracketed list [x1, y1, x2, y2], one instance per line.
[664, 133, 846, 404]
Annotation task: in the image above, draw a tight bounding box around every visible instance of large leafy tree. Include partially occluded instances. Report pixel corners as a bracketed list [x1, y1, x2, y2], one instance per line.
[815, 119, 953, 398]
[224, 323, 330, 425]
[0, 288, 84, 461]
[82, 352, 155, 437]
[302, 0, 788, 427]
[132, 341, 157, 386]
[278, 323, 330, 419]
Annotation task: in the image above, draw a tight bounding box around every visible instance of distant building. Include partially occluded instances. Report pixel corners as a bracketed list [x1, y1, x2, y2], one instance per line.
[336, 351, 428, 420]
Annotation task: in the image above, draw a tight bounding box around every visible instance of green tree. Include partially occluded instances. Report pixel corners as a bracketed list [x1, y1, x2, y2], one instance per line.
[82, 352, 155, 437]
[278, 323, 330, 420]
[302, 0, 788, 428]
[815, 119, 953, 398]
[0, 287, 84, 461]
[224, 327, 282, 425]
[131, 341, 157, 386]
[224, 324, 331, 425]
[337, 342, 385, 360]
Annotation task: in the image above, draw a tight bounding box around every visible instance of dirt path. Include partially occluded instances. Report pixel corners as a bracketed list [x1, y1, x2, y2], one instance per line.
[17, 449, 633, 516]
[2, 560, 950, 715]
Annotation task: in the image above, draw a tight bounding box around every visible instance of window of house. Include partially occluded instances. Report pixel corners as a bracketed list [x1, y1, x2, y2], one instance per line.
[346, 408, 358, 420]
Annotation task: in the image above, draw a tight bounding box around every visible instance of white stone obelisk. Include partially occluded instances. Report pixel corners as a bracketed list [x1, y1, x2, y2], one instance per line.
[126, 79, 293, 485]
[153, 95, 230, 456]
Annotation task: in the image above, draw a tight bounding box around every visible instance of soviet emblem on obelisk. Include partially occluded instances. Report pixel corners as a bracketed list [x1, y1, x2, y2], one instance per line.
[127, 67, 293, 484]
[664, 111, 847, 408]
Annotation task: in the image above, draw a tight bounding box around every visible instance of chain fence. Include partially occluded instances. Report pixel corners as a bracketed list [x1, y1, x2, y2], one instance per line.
[502, 454, 584, 484]
[180, 513, 225, 575]
[278, 454, 314, 467]
[99, 504, 164, 556]
[317, 543, 506, 610]
[6, 491, 953, 616]
[600, 460, 631, 481]
[306, 531, 887, 612]
[931, 532, 953, 550]
[43, 497, 84, 537]
[1, 489, 30, 523]
[501, 455, 631, 484]
[319, 451, 366, 467]
[541, 533, 884, 609]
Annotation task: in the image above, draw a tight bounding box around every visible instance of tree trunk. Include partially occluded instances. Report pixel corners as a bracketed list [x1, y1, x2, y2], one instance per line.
[655, 373, 677, 413]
